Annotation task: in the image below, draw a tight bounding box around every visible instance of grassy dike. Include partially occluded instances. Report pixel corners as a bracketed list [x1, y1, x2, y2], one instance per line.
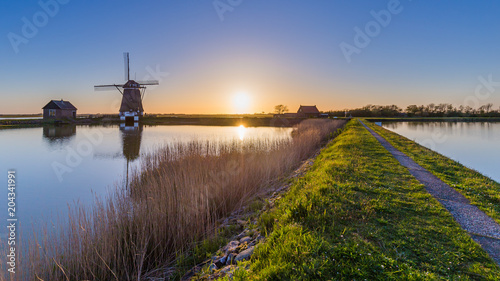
[365, 120, 500, 225]
[226, 119, 500, 280]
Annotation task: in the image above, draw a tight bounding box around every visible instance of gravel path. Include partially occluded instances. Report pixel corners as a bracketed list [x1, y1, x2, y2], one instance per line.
[360, 120, 500, 265]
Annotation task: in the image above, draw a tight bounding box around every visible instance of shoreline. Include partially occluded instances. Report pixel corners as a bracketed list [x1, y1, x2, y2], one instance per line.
[2, 116, 500, 132]
[2, 116, 499, 130]
[367, 117, 500, 122]
[0, 116, 312, 129]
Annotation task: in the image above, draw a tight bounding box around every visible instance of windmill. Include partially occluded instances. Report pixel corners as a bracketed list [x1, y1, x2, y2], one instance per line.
[94, 52, 159, 124]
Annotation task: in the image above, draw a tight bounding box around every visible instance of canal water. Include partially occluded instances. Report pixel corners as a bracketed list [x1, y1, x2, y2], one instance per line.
[0, 124, 292, 240]
[0, 117, 42, 120]
[381, 122, 500, 183]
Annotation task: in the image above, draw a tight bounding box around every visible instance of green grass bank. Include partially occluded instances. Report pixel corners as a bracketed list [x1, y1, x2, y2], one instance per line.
[228, 119, 500, 280]
[364, 120, 500, 226]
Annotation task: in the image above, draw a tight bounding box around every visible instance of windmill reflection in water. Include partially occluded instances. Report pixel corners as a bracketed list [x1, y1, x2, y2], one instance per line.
[120, 123, 143, 189]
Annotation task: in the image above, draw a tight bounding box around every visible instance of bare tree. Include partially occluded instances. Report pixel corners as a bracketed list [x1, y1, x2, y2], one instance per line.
[274, 105, 289, 114]
[485, 103, 493, 113]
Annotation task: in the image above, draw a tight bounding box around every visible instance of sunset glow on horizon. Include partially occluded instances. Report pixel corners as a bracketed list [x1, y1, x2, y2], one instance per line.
[2, 1, 500, 115]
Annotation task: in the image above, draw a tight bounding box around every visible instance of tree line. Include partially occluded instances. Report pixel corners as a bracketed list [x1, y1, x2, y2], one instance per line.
[327, 103, 500, 117]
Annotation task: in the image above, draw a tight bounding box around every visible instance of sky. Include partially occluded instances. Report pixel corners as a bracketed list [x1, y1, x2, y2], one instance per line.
[1, 0, 500, 114]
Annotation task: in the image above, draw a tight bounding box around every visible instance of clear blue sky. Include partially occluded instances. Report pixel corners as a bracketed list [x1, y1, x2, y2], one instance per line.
[2, 0, 500, 114]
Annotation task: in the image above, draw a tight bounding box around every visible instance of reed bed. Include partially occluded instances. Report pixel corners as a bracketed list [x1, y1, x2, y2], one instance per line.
[20, 119, 345, 280]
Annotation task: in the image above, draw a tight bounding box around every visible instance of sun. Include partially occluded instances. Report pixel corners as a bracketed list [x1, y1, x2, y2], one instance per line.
[233, 91, 251, 114]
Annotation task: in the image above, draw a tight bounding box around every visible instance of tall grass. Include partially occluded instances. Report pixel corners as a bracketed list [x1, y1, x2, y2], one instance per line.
[22, 119, 345, 280]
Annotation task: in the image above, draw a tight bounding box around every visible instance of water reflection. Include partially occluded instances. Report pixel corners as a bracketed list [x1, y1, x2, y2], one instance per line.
[0, 125, 292, 239]
[42, 125, 76, 146]
[382, 121, 500, 183]
[238, 125, 246, 140]
[120, 123, 143, 187]
[120, 124, 143, 161]
[383, 121, 496, 140]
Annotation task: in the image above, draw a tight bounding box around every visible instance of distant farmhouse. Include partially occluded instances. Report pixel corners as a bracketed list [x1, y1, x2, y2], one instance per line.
[276, 105, 322, 118]
[42, 100, 77, 119]
[297, 105, 320, 118]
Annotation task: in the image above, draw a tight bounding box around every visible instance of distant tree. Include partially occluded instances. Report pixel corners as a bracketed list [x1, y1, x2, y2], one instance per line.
[381, 105, 402, 116]
[426, 103, 436, 114]
[464, 106, 474, 116]
[446, 104, 455, 115]
[406, 105, 419, 116]
[458, 105, 465, 116]
[485, 103, 493, 113]
[478, 105, 486, 115]
[274, 105, 289, 114]
[335, 103, 499, 118]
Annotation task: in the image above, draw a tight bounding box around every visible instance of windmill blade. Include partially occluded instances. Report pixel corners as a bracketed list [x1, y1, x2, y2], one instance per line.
[136, 80, 159, 85]
[95, 84, 124, 87]
[94, 84, 124, 91]
[94, 86, 120, 91]
[124, 52, 130, 81]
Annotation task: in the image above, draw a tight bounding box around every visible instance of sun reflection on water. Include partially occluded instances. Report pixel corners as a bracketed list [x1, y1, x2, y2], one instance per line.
[238, 125, 246, 140]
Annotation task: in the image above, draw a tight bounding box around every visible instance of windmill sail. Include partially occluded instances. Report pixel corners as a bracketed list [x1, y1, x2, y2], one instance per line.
[124, 52, 130, 81]
[94, 52, 160, 123]
[136, 80, 159, 85]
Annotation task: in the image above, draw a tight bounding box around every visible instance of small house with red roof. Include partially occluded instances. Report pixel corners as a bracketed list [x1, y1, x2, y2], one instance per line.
[297, 105, 320, 118]
[42, 100, 77, 119]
